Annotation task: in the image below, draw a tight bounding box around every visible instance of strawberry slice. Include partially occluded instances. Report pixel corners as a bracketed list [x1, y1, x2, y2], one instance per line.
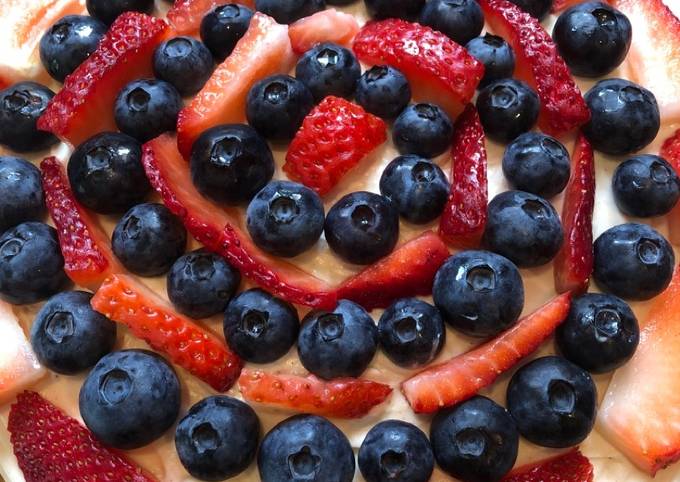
[167, 0, 255, 35]
[553, 133, 595, 295]
[177, 12, 295, 158]
[289, 9, 360, 55]
[661, 129, 680, 244]
[438, 104, 487, 248]
[143, 134, 337, 308]
[91, 274, 243, 392]
[500, 449, 594, 482]
[401, 292, 572, 414]
[352, 18, 484, 119]
[238, 369, 393, 419]
[337, 231, 449, 310]
[283, 96, 387, 196]
[551, 0, 586, 13]
[8, 391, 156, 482]
[479, 0, 590, 137]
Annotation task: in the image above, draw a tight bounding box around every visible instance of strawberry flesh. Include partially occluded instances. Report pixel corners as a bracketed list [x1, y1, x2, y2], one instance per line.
[289, 9, 360, 54]
[551, 0, 586, 13]
[167, 0, 255, 35]
[500, 448, 594, 482]
[661, 129, 680, 244]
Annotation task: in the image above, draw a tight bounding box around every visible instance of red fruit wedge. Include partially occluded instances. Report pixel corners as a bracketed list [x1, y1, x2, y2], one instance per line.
[238, 369, 393, 419]
[552, 0, 586, 13]
[167, 0, 255, 35]
[91, 274, 243, 392]
[661, 129, 680, 244]
[289, 9, 360, 54]
[402, 292, 572, 413]
[501, 448, 594, 482]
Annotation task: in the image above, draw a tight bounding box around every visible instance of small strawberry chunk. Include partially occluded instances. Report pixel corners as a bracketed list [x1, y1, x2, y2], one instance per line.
[289, 9, 360, 54]
[661, 129, 680, 244]
[552, 0, 587, 13]
[167, 0, 255, 35]
[501, 449, 594, 482]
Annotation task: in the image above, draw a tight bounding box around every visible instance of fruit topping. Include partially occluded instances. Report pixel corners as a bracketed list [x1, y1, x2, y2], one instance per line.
[365, 0, 425, 20]
[296, 42, 361, 101]
[153, 36, 214, 97]
[500, 448, 594, 482]
[255, 0, 325, 24]
[0, 82, 58, 152]
[86, 0, 154, 25]
[507, 0, 553, 20]
[356, 65, 411, 120]
[661, 128, 680, 244]
[419, 0, 484, 45]
[466, 34, 516, 88]
[288, 9, 360, 55]
[393, 103, 453, 158]
[167, 0, 255, 35]
[477, 78, 539, 143]
[0, 156, 45, 233]
[200, 4, 254, 61]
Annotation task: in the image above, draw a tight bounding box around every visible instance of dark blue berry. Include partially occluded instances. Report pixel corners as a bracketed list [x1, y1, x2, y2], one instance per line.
[86, 0, 154, 25]
[0, 156, 45, 233]
[419, 0, 484, 45]
[295, 42, 361, 101]
[392, 103, 453, 158]
[200, 4, 254, 61]
[255, 0, 325, 24]
[153, 37, 214, 96]
[356, 66, 411, 120]
[476, 78, 540, 143]
[365, 0, 426, 20]
[466, 34, 516, 88]
[0, 82, 58, 152]
[507, 0, 552, 20]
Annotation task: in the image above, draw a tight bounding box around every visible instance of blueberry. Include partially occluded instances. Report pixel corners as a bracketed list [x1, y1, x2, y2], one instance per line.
[365, 0, 426, 20]
[502, 132, 571, 199]
[324, 191, 399, 265]
[356, 66, 411, 120]
[0, 156, 45, 233]
[507, 0, 552, 20]
[557, 293, 639, 374]
[466, 34, 516, 88]
[153, 37, 214, 96]
[298, 300, 378, 379]
[583, 79, 660, 155]
[68, 132, 150, 214]
[86, 0, 154, 25]
[175, 395, 260, 481]
[79, 349, 181, 449]
[612, 155, 680, 218]
[255, 0, 325, 24]
[0, 82, 58, 152]
[295, 43, 360, 102]
[0, 222, 68, 305]
[430, 396, 519, 482]
[258, 414, 355, 482]
[200, 4, 254, 61]
[593, 223, 674, 300]
[553, 2, 632, 78]
[246, 180, 324, 257]
[476, 79, 540, 143]
[419, 0, 484, 45]
[507, 355, 597, 448]
[30, 291, 116, 375]
[191, 124, 275, 205]
[167, 249, 241, 319]
[112, 203, 187, 277]
[359, 420, 434, 482]
[392, 103, 453, 158]
[223, 289, 299, 364]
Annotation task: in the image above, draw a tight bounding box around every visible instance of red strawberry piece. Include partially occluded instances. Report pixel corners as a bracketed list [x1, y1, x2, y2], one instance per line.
[238, 369, 393, 419]
[479, 0, 590, 137]
[501, 448, 594, 482]
[289, 9, 360, 55]
[91, 274, 243, 392]
[37, 12, 170, 147]
[283, 96, 387, 196]
[551, 0, 587, 13]
[401, 292, 572, 414]
[167, 0, 255, 35]
[8, 391, 157, 482]
[352, 18, 484, 119]
[661, 129, 680, 244]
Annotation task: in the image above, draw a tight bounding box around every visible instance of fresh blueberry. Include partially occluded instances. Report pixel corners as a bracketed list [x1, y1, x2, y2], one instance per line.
[175, 395, 260, 481]
[507, 0, 552, 20]
[0, 82, 58, 152]
[502, 132, 571, 199]
[0, 156, 45, 233]
[200, 4, 254, 61]
[30, 291, 116, 375]
[167, 249, 241, 319]
[223, 288, 299, 364]
[246, 180, 324, 257]
[430, 396, 519, 482]
[298, 300, 378, 379]
[593, 223, 674, 300]
[583, 79, 660, 155]
[612, 155, 680, 218]
[392, 103, 453, 159]
[191, 124, 275, 205]
[112, 203, 187, 277]
[153, 37, 214, 96]
[557, 293, 639, 374]
[79, 349, 181, 449]
[86, 0, 154, 25]
[419, 0, 484, 45]
[255, 0, 325, 24]
[356, 66, 411, 120]
[476, 79, 540, 143]
[466, 34, 516, 88]
[365, 0, 426, 20]
[324, 191, 399, 265]
[295, 43, 361, 102]
[68, 132, 150, 214]
[507, 355, 597, 448]
[258, 414, 355, 482]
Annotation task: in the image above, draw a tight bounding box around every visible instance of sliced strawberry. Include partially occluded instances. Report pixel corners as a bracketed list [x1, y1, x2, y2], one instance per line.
[167, 0, 255, 35]
[551, 0, 586, 13]
[283, 96, 387, 195]
[479, 0, 590, 137]
[337, 231, 449, 310]
[352, 18, 484, 119]
[143, 134, 337, 308]
[177, 12, 295, 158]
[289, 9, 360, 55]
[661, 129, 680, 244]
[501, 449, 594, 482]
[238, 369, 392, 419]
[438, 104, 487, 248]
[91, 274, 243, 392]
[8, 391, 156, 482]
[401, 292, 572, 414]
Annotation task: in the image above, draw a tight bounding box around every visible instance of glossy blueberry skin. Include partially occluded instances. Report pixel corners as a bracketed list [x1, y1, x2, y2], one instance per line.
[466, 34, 516, 88]
[153, 37, 214, 96]
[502, 133, 571, 199]
[507, 0, 552, 20]
[483, 191, 563, 268]
[79, 349, 181, 449]
[392, 103, 453, 159]
[477, 79, 540, 144]
[419, 0, 484, 45]
[507, 356, 597, 448]
[359, 420, 434, 482]
[255, 0, 325, 24]
[295, 43, 361, 101]
[365, 0, 426, 20]
[0, 222, 68, 305]
[0, 157, 45, 233]
[246, 181, 324, 258]
[30, 291, 116, 375]
[356, 66, 411, 120]
[223, 289, 299, 364]
[593, 223, 674, 301]
[86, 0, 154, 25]
[167, 249, 241, 319]
[553, 2, 632, 78]
[324, 191, 400, 265]
[583, 79, 660, 156]
[430, 396, 519, 482]
[175, 396, 260, 481]
[68, 132, 150, 214]
[200, 4, 254, 61]
[557, 293, 639, 374]
[612, 155, 680, 218]
[191, 124, 275, 205]
[0, 82, 58, 152]
[112, 203, 187, 277]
